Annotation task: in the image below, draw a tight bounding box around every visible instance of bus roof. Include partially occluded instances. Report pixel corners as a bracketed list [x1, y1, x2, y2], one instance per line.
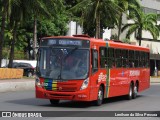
[41, 35, 149, 52]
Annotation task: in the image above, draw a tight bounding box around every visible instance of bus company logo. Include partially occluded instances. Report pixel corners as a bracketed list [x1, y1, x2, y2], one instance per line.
[2, 112, 42, 118]
[43, 83, 48, 87]
[98, 73, 107, 82]
[2, 112, 11, 117]
[129, 70, 140, 77]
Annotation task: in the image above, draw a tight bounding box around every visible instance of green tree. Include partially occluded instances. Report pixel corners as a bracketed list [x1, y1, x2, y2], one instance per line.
[122, 10, 159, 46]
[38, 13, 68, 38]
[31, 0, 64, 60]
[23, 13, 68, 60]
[70, 0, 122, 38]
[7, 0, 65, 67]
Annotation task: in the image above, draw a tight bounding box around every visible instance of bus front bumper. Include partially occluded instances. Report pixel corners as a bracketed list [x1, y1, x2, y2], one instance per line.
[36, 87, 90, 101]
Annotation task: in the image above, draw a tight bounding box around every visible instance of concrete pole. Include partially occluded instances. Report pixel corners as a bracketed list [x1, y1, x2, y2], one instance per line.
[155, 60, 157, 76]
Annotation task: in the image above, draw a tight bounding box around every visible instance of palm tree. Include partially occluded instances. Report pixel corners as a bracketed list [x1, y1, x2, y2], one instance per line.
[70, 0, 123, 38]
[117, 0, 141, 40]
[121, 10, 159, 46]
[25, 0, 63, 60]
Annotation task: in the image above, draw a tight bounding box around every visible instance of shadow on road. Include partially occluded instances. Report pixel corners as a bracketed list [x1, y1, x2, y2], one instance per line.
[5, 95, 144, 108]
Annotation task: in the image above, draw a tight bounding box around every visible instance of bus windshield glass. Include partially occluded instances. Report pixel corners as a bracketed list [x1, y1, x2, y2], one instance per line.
[37, 47, 89, 80]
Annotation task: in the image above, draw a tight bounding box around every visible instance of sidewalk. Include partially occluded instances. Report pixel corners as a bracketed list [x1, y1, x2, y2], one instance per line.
[0, 78, 35, 92]
[150, 77, 160, 83]
[0, 77, 159, 92]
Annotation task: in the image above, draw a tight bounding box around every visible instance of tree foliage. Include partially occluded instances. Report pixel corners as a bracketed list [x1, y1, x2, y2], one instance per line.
[0, 0, 68, 67]
[122, 9, 159, 46]
[69, 0, 123, 38]
[117, 0, 141, 40]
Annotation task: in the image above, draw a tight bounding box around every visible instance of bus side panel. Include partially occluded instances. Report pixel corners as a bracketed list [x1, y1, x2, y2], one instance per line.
[89, 69, 107, 101]
[108, 68, 129, 98]
[139, 68, 150, 92]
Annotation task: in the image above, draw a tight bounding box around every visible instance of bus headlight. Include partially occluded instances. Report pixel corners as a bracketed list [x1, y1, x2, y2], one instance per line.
[35, 77, 41, 87]
[80, 78, 89, 90]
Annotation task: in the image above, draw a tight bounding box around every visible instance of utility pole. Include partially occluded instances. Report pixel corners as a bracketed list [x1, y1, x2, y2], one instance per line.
[33, 16, 37, 60]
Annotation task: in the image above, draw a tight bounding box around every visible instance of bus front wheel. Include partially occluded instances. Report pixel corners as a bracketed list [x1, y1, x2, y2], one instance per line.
[95, 86, 104, 106]
[50, 99, 59, 105]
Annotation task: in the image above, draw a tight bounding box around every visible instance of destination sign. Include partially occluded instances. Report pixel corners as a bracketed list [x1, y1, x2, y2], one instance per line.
[40, 38, 90, 48]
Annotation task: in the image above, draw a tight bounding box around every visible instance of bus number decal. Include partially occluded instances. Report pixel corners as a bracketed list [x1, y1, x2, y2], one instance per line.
[129, 70, 140, 77]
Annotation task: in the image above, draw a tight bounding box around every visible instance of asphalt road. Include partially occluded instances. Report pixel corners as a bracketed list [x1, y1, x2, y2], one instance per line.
[0, 84, 160, 120]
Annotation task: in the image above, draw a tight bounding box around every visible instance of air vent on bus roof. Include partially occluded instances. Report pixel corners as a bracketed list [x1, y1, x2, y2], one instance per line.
[73, 34, 90, 38]
[112, 40, 123, 43]
[104, 39, 123, 43]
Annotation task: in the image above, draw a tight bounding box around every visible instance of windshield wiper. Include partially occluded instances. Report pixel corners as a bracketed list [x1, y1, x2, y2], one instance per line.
[64, 47, 78, 60]
[58, 47, 79, 80]
[51, 47, 63, 57]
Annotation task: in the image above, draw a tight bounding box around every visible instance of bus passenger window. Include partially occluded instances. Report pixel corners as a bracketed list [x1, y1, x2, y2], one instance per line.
[122, 50, 128, 68]
[100, 47, 107, 68]
[129, 50, 135, 68]
[92, 49, 98, 73]
[115, 49, 122, 68]
[145, 52, 150, 68]
[108, 48, 115, 68]
[134, 51, 139, 68]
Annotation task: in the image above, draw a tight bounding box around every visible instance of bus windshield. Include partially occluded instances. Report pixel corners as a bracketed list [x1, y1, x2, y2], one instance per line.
[37, 47, 89, 80]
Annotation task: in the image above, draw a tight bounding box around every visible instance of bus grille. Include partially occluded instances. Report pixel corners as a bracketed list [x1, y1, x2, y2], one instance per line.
[44, 81, 78, 92]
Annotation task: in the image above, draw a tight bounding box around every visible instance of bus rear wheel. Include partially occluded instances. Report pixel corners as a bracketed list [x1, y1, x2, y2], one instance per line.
[95, 86, 104, 106]
[127, 83, 133, 100]
[50, 99, 59, 105]
[133, 83, 138, 99]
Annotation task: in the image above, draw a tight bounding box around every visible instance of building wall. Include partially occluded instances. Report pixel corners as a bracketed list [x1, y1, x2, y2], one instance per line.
[103, 29, 111, 40]
[141, 0, 160, 10]
[66, 21, 83, 36]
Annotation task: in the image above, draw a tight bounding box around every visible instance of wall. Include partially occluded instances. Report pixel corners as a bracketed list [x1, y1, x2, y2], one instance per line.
[141, 0, 160, 10]
[0, 68, 23, 79]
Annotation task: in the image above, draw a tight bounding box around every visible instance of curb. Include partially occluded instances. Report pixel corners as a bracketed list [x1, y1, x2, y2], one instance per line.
[0, 80, 35, 92]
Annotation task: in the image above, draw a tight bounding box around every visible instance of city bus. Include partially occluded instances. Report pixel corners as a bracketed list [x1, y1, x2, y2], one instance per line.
[35, 35, 150, 106]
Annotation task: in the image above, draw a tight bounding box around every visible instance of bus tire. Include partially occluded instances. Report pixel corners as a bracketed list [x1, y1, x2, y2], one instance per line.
[95, 85, 104, 106]
[133, 83, 138, 99]
[127, 83, 133, 100]
[50, 99, 59, 105]
[27, 72, 33, 77]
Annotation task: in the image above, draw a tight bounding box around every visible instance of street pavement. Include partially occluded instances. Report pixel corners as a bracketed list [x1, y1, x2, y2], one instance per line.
[0, 77, 159, 92]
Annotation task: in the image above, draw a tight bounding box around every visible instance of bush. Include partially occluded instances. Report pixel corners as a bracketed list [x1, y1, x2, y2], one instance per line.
[122, 38, 130, 44]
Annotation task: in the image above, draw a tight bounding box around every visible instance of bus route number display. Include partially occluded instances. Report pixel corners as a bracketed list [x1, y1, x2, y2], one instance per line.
[41, 39, 83, 46]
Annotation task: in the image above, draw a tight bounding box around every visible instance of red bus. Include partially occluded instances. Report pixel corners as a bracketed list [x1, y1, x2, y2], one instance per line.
[35, 35, 150, 106]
